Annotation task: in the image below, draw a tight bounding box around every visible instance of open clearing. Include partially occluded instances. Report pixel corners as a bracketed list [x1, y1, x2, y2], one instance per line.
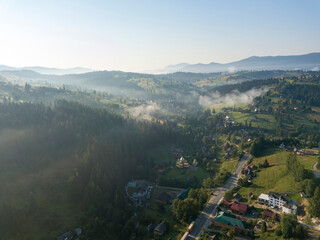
[239, 149, 317, 200]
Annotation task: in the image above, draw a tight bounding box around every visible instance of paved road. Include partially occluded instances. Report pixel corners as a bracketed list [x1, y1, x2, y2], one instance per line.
[313, 162, 320, 179]
[186, 152, 251, 240]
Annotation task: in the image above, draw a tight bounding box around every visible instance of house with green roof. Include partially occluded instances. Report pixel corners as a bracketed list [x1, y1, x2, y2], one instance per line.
[176, 187, 191, 200]
[212, 211, 246, 230]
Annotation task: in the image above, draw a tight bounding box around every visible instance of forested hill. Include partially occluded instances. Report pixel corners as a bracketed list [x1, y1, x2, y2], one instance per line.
[0, 69, 306, 99]
[0, 100, 175, 240]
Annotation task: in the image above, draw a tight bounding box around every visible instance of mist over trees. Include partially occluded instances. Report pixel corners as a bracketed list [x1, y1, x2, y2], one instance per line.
[0, 100, 176, 240]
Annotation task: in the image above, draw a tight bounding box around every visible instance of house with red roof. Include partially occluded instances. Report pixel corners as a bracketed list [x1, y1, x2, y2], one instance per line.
[262, 210, 280, 221]
[230, 202, 248, 215]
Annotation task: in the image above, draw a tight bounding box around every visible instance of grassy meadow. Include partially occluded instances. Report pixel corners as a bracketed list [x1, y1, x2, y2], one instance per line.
[239, 149, 318, 200]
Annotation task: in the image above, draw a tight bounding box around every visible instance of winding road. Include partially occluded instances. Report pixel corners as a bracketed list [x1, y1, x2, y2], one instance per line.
[185, 152, 251, 240]
[313, 162, 320, 179]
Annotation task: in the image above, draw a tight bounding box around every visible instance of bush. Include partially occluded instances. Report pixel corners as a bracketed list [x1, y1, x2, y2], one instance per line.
[275, 228, 282, 236]
[224, 190, 233, 201]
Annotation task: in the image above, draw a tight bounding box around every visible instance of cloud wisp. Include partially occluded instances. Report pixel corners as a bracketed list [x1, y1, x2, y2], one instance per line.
[198, 87, 268, 109]
[127, 104, 160, 120]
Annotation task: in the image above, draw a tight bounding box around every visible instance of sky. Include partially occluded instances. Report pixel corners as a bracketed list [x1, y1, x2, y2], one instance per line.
[0, 0, 320, 72]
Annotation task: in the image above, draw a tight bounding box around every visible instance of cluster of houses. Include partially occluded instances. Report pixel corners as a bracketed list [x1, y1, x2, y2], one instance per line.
[297, 149, 319, 155]
[243, 164, 257, 182]
[176, 157, 198, 169]
[210, 192, 296, 236]
[279, 144, 319, 155]
[224, 142, 234, 159]
[126, 180, 153, 206]
[258, 192, 298, 215]
[216, 115, 239, 129]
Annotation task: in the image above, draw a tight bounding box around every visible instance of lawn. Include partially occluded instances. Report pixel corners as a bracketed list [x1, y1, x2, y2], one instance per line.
[179, 167, 210, 182]
[220, 159, 238, 173]
[298, 154, 318, 170]
[238, 149, 314, 200]
[162, 166, 210, 186]
[229, 111, 276, 131]
[288, 193, 302, 203]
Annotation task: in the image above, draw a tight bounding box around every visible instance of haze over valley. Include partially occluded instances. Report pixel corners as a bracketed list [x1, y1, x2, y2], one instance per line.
[1, 1, 320, 240]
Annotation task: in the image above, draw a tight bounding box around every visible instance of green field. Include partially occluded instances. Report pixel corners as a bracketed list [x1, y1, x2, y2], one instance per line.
[229, 111, 276, 131]
[210, 159, 239, 174]
[239, 149, 317, 200]
[298, 153, 318, 170]
[162, 166, 210, 185]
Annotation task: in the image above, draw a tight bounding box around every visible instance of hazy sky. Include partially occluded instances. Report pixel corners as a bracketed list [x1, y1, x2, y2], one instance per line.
[0, 0, 320, 72]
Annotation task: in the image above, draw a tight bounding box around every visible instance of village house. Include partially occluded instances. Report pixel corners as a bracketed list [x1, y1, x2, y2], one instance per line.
[230, 202, 248, 215]
[127, 180, 153, 206]
[224, 201, 248, 215]
[176, 188, 191, 200]
[192, 159, 198, 166]
[154, 222, 166, 235]
[244, 164, 257, 174]
[212, 211, 246, 230]
[176, 157, 190, 168]
[262, 210, 280, 221]
[258, 192, 298, 214]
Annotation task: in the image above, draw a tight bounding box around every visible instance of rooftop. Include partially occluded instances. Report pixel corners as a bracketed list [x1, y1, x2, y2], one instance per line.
[231, 202, 248, 213]
[214, 211, 246, 229]
[258, 193, 269, 201]
[269, 192, 291, 202]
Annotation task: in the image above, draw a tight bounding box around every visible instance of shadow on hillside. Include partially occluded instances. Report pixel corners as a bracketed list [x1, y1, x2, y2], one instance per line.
[256, 148, 279, 158]
[246, 183, 263, 190]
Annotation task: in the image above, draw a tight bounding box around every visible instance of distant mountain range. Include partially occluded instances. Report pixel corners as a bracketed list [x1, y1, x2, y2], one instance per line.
[149, 53, 320, 73]
[0, 65, 92, 75]
[1, 53, 320, 75]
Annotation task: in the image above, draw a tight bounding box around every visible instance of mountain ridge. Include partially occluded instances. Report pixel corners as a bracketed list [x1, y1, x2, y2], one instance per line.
[152, 52, 320, 73]
[0, 65, 92, 75]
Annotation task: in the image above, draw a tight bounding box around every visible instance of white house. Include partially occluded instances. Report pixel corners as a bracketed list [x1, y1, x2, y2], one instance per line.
[268, 192, 289, 208]
[258, 193, 269, 204]
[258, 192, 297, 215]
[282, 204, 297, 215]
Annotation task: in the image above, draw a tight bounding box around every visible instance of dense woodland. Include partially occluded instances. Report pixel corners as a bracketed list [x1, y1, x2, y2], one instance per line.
[0, 100, 176, 240]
